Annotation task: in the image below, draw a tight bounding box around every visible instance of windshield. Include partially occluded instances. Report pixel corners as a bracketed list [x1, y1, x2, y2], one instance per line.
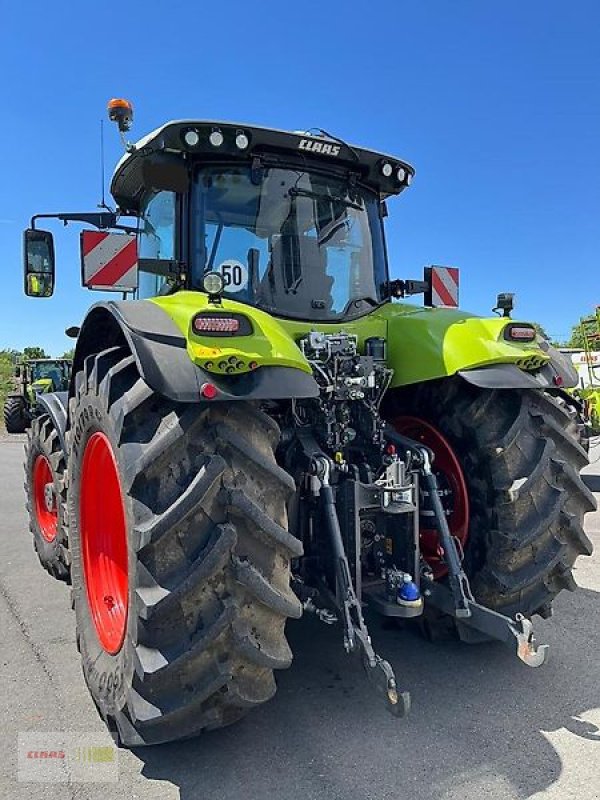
[191, 166, 388, 320]
[30, 362, 67, 387]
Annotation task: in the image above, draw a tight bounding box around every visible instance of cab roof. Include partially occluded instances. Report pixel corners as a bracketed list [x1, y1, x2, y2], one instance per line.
[110, 120, 415, 214]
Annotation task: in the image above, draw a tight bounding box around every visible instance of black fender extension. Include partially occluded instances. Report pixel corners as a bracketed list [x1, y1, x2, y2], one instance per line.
[36, 392, 69, 454]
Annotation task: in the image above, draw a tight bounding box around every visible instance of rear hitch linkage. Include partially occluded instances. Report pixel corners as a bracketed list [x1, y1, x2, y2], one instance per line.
[310, 453, 411, 718]
[385, 428, 549, 669]
[299, 428, 548, 721]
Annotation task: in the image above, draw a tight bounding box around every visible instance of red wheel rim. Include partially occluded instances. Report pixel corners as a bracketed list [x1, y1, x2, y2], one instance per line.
[33, 454, 58, 543]
[393, 416, 470, 579]
[80, 433, 129, 655]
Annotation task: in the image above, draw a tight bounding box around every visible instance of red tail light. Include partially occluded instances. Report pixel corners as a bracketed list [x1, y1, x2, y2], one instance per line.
[200, 383, 219, 399]
[192, 312, 252, 337]
[504, 324, 536, 342]
[194, 317, 240, 333]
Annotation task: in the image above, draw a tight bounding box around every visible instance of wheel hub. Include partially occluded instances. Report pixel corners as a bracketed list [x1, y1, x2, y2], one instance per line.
[44, 482, 55, 513]
[32, 454, 58, 543]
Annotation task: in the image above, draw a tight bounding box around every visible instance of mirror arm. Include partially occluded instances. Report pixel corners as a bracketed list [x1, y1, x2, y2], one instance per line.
[386, 278, 430, 298]
[30, 212, 136, 234]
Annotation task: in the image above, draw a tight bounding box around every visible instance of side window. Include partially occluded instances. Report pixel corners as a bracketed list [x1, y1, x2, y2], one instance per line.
[138, 192, 176, 298]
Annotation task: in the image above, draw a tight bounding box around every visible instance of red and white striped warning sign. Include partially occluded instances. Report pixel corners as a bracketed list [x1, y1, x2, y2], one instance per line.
[80, 231, 138, 291]
[425, 266, 459, 308]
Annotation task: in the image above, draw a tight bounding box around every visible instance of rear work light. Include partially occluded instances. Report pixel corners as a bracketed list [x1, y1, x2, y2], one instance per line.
[504, 324, 537, 342]
[192, 312, 252, 337]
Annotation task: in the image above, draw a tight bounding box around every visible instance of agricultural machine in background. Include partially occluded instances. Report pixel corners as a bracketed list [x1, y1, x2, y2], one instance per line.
[21, 99, 595, 746]
[575, 308, 600, 434]
[3, 358, 71, 433]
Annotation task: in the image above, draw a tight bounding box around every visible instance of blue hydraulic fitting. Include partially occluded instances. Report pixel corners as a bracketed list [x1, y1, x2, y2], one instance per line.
[398, 574, 421, 604]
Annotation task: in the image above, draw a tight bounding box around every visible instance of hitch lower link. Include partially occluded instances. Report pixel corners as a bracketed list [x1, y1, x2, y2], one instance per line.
[385, 429, 549, 669]
[310, 454, 411, 718]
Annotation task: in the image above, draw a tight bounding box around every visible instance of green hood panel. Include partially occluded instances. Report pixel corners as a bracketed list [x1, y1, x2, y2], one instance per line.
[276, 304, 549, 388]
[150, 294, 549, 388]
[31, 378, 54, 393]
[377, 304, 550, 387]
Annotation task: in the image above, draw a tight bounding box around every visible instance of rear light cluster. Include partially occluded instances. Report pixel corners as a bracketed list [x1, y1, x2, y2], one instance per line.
[194, 316, 240, 334]
[203, 357, 259, 373]
[192, 312, 252, 337]
[504, 324, 537, 342]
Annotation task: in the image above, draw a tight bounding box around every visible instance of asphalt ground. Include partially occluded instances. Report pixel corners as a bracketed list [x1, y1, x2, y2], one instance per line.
[1, 433, 599, 800]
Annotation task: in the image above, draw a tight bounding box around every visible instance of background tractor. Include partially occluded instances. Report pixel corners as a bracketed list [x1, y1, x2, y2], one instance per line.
[3, 358, 71, 433]
[558, 308, 600, 443]
[575, 308, 600, 434]
[20, 99, 595, 746]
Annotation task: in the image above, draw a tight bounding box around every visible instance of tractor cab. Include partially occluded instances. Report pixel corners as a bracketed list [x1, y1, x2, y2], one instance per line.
[112, 120, 415, 321]
[23, 111, 434, 322]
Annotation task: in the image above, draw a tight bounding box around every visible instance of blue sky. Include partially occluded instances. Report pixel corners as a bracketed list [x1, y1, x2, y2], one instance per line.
[1, 0, 598, 354]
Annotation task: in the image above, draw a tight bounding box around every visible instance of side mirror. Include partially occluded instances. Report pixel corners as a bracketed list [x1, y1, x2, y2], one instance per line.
[24, 229, 55, 297]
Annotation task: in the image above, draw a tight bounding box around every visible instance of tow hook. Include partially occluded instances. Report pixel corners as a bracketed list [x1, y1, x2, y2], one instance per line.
[513, 614, 549, 667]
[423, 578, 549, 668]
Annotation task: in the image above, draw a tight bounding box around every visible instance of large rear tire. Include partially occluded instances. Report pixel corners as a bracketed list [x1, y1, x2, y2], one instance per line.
[4, 396, 28, 433]
[67, 347, 302, 746]
[386, 378, 596, 623]
[24, 414, 70, 582]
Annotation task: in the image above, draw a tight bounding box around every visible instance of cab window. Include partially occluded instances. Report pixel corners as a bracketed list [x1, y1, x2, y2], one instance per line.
[138, 191, 176, 299]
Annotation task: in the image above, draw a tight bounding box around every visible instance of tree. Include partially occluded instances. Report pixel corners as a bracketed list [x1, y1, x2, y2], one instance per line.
[532, 322, 551, 341]
[23, 346, 48, 359]
[61, 348, 75, 360]
[0, 350, 20, 413]
[564, 323, 586, 350]
[530, 323, 561, 347]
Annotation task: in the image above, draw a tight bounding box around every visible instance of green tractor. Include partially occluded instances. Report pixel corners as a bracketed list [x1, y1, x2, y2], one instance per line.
[576, 308, 600, 434]
[3, 358, 71, 433]
[21, 99, 595, 746]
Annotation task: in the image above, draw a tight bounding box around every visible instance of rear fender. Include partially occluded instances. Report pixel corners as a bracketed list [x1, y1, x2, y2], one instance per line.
[383, 305, 574, 389]
[72, 297, 319, 404]
[458, 342, 578, 390]
[36, 392, 69, 455]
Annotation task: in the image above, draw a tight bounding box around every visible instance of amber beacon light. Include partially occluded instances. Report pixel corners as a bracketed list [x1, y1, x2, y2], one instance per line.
[107, 98, 134, 132]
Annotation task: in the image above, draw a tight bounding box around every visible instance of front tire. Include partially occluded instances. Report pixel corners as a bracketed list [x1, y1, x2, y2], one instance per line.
[67, 347, 302, 746]
[387, 378, 596, 622]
